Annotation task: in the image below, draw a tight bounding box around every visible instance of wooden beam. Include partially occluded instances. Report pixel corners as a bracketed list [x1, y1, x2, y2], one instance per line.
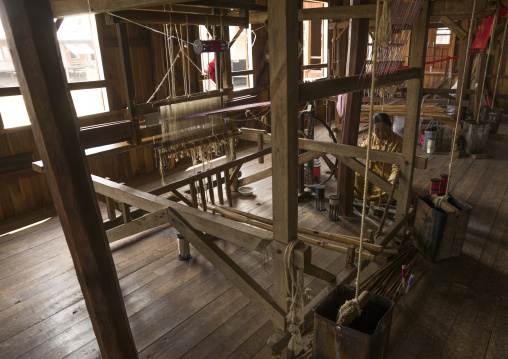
[396, 0, 430, 222]
[92, 176, 310, 268]
[166, 207, 287, 328]
[185, 0, 267, 12]
[440, 15, 468, 39]
[51, 0, 195, 17]
[0, 1, 138, 357]
[269, 0, 299, 332]
[237, 151, 323, 187]
[116, 23, 141, 145]
[299, 67, 421, 102]
[338, 156, 395, 199]
[111, 10, 245, 26]
[299, 138, 404, 166]
[378, 213, 411, 246]
[106, 209, 168, 243]
[250, 0, 489, 23]
[0, 79, 116, 97]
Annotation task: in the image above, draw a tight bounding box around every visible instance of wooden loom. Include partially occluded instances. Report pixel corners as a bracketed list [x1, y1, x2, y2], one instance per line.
[10, 0, 492, 357]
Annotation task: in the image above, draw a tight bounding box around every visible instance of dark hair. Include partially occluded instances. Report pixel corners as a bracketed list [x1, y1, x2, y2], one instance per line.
[372, 113, 392, 127]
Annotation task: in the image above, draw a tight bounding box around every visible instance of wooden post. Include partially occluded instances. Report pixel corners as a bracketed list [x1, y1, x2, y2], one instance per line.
[337, 0, 369, 216]
[189, 181, 199, 208]
[105, 197, 117, 220]
[396, 1, 430, 221]
[268, 0, 299, 334]
[117, 23, 141, 145]
[0, 1, 138, 357]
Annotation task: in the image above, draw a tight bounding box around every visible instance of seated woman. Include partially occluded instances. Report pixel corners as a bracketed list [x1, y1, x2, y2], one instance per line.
[354, 112, 402, 203]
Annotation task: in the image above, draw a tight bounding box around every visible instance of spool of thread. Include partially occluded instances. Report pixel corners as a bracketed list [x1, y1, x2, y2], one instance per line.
[440, 174, 448, 193]
[193, 39, 227, 54]
[420, 133, 424, 146]
[313, 159, 321, 180]
[430, 178, 441, 194]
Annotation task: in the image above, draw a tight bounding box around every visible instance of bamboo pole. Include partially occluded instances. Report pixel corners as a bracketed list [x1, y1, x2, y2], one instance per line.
[211, 206, 377, 261]
[213, 203, 389, 253]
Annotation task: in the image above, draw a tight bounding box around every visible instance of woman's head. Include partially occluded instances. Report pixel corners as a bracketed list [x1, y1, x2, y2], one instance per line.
[372, 113, 392, 142]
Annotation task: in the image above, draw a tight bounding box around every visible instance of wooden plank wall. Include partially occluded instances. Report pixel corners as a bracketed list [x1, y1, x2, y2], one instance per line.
[0, 129, 53, 221]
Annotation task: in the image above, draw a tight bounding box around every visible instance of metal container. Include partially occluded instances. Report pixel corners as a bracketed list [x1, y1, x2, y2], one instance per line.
[480, 107, 503, 134]
[413, 194, 472, 261]
[462, 121, 490, 154]
[313, 285, 394, 359]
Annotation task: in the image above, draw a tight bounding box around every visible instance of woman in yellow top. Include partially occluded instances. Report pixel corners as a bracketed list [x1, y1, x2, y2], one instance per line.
[354, 112, 402, 202]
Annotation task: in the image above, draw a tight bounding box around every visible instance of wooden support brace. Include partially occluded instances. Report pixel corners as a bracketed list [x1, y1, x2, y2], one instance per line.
[170, 189, 194, 207]
[165, 207, 287, 328]
[229, 164, 242, 185]
[304, 263, 337, 283]
[106, 209, 168, 243]
[379, 213, 410, 247]
[440, 16, 468, 39]
[120, 202, 131, 224]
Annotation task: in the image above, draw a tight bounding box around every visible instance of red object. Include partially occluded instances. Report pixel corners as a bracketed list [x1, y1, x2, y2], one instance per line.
[313, 166, 321, 179]
[471, 5, 508, 53]
[430, 178, 441, 195]
[206, 59, 216, 83]
[440, 174, 448, 194]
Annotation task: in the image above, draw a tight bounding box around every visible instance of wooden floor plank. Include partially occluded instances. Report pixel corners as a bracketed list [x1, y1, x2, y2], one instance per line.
[1, 120, 508, 359]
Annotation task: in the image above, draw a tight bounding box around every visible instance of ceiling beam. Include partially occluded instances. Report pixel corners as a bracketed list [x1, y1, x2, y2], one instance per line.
[109, 9, 245, 26]
[51, 0, 195, 18]
[249, 0, 492, 24]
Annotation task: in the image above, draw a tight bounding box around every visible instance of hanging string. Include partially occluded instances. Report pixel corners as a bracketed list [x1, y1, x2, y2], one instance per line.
[446, 0, 477, 198]
[358, 0, 382, 301]
[147, 48, 182, 103]
[475, 0, 499, 122]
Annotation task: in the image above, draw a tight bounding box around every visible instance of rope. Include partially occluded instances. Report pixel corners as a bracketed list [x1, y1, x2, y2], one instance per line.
[475, 0, 499, 123]
[284, 239, 305, 353]
[445, 0, 477, 199]
[355, 0, 383, 302]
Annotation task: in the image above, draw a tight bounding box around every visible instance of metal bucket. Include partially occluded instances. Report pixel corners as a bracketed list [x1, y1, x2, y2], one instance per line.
[480, 107, 503, 135]
[462, 121, 490, 154]
[413, 194, 472, 261]
[422, 127, 443, 152]
[313, 285, 394, 359]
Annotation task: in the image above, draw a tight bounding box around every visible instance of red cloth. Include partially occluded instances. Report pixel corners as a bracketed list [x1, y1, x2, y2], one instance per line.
[206, 58, 216, 83]
[471, 4, 508, 53]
